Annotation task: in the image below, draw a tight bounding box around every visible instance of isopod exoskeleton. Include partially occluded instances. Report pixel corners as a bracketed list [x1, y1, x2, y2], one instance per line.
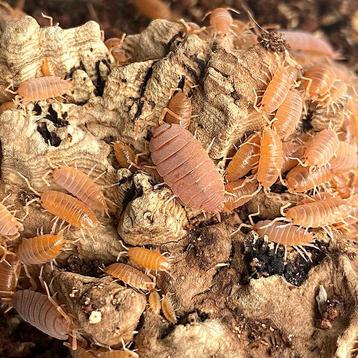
[0, 202, 24, 237]
[162, 91, 192, 129]
[41, 191, 99, 229]
[52, 166, 108, 215]
[0, 253, 21, 302]
[257, 128, 283, 189]
[281, 142, 303, 174]
[161, 294, 177, 324]
[207, 8, 237, 36]
[17, 234, 65, 265]
[114, 141, 137, 170]
[104, 263, 155, 291]
[12, 290, 71, 340]
[127, 247, 170, 271]
[329, 141, 358, 173]
[17, 76, 72, 103]
[148, 290, 161, 314]
[149, 123, 225, 212]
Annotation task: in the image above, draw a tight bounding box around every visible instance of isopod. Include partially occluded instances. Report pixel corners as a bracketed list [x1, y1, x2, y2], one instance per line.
[104, 263, 155, 291]
[272, 89, 303, 140]
[41, 57, 56, 76]
[207, 8, 236, 36]
[148, 290, 161, 314]
[162, 91, 192, 129]
[225, 133, 260, 182]
[132, 0, 172, 20]
[52, 166, 108, 215]
[255, 220, 314, 246]
[127, 247, 170, 271]
[114, 141, 137, 169]
[303, 64, 336, 101]
[257, 128, 283, 188]
[281, 142, 303, 174]
[284, 197, 352, 228]
[0, 100, 16, 114]
[223, 179, 260, 211]
[12, 289, 71, 340]
[0, 253, 21, 302]
[279, 30, 340, 59]
[286, 164, 334, 193]
[73, 347, 139, 358]
[149, 123, 225, 212]
[41, 191, 99, 229]
[0, 202, 24, 236]
[329, 141, 358, 173]
[105, 35, 128, 65]
[303, 128, 339, 167]
[17, 233, 65, 265]
[260, 66, 298, 114]
[161, 294, 177, 324]
[17, 76, 72, 103]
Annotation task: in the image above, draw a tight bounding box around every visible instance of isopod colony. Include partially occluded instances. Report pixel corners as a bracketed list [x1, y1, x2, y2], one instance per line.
[0, 1, 357, 357]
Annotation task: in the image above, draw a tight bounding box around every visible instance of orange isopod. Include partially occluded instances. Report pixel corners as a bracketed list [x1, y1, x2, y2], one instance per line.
[148, 290, 161, 314]
[225, 133, 261, 182]
[41, 58, 56, 76]
[254, 220, 314, 246]
[162, 91, 192, 129]
[286, 164, 334, 192]
[114, 141, 137, 169]
[41, 191, 99, 229]
[260, 66, 298, 114]
[0, 253, 21, 302]
[257, 128, 283, 188]
[223, 179, 260, 211]
[304, 128, 339, 167]
[17, 234, 65, 265]
[127, 247, 170, 271]
[304, 64, 336, 100]
[281, 142, 303, 174]
[330, 173, 353, 199]
[0, 202, 24, 236]
[13, 290, 71, 340]
[132, 0, 172, 20]
[52, 166, 108, 215]
[17, 76, 72, 103]
[161, 294, 177, 324]
[284, 197, 352, 228]
[272, 89, 303, 140]
[329, 141, 358, 173]
[104, 263, 155, 291]
[0, 100, 16, 114]
[208, 8, 236, 35]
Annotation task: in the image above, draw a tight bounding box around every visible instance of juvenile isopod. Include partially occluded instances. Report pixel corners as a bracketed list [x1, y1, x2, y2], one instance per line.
[257, 128, 283, 189]
[260, 66, 298, 114]
[17, 76, 72, 103]
[132, 0, 172, 20]
[279, 30, 340, 59]
[161, 294, 177, 324]
[17, 233, 65, 265]
[284, 197, 352, 228]
[0, 202, 24, 237]
[303, 128, 339, 167]
[52, 166, 108, 215]
[272, 89, 303, 140]
[286, 164, 334, 193]
[105, 35, 128, 65]
[255, 220, 314, 246]
[104, 263, 155, 291]
[114, 141, 137, 169]
[127, 247, 170, 271]
[223, 179, 260, 211]
[149, 123, 225, 212]
[161, 91, 192, 129]
[12, 289, 71, 340]
[148, 290, 161, 314]
[41, 191, 99, 229]
[225, 133, 260, 182]
[41, 57, 56, 76]
[0, 253, 21, 302]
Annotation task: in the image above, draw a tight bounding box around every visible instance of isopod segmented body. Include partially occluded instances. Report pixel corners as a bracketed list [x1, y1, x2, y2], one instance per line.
[17, 234, 64, 265]
[161, 294, 177, 324]
[18, 76, 71, 103]
[272, 89, 303, 140]
[148, 290, 161, 314]
[13, 290, 71, 340]
[0, 253, 21, 302]
[114, 141, 137, 169]
[104, 263, 155, 291]
[41, 191, 99, 229]
[52, 166, 108, 215]
[257, 128, 283, 188]
[127, 247, 170, 271]
[163, 91, 192, 129]
[223, 179, 260, 211]
[304, 128, 339, 167]
[284, 197, 352, 228]
[225, 133, 260, 182]
[286, 164, 334, 193]
[150, 123, 225, 211]
[281, 142, 303, 174]
[208, 8, 235, 36]
[255, 220, 314, 246]
[329, 141, 358, 173]
[279, 30, 340, 59]
[261, 66, 298, 114]
[0, 202, 24, 236]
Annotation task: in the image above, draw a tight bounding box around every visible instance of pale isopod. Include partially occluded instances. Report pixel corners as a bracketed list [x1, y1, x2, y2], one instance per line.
[127, 247, 170, 271]
[329, 141, 358, 173]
